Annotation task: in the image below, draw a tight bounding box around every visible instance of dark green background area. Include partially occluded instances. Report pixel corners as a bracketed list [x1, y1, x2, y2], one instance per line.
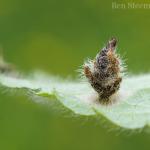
[0, 0, 150, 150]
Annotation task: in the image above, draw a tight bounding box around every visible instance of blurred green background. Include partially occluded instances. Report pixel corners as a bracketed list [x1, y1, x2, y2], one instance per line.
[0, 0, 150, 150]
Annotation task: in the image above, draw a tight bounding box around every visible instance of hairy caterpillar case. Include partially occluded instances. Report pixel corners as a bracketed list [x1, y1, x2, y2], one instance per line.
[83, 38, 123, 103]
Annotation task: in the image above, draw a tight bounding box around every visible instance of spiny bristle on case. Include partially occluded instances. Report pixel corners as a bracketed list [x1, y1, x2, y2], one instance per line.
[83, 38, 123, 103]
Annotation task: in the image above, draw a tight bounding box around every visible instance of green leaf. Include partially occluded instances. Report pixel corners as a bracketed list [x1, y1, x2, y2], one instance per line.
[0, 72, 150, 130]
